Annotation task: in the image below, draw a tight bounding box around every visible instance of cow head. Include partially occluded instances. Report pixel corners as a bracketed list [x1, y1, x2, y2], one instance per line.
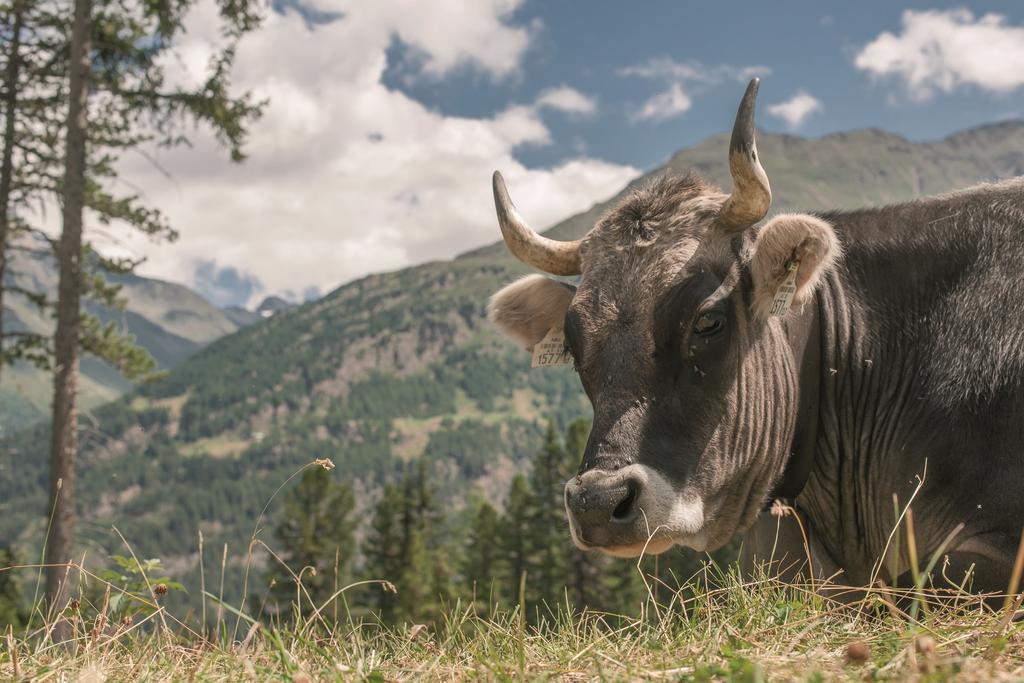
[487, 79, 841, 556]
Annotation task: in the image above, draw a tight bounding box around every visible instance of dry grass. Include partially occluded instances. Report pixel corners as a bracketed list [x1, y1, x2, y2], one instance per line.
[2, 562, 1024, 681]
[4, 462, 1023, 681]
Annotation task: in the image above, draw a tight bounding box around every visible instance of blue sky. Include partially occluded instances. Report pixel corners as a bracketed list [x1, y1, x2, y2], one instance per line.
[114, 1, 1024, 307]
[387, 0, 1024, 171]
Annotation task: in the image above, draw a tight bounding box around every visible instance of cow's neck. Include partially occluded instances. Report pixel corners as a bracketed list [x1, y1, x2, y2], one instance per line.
[792, 261, 939, 582]
[782, 269, 876, 577]
[769, 295, 822, 503]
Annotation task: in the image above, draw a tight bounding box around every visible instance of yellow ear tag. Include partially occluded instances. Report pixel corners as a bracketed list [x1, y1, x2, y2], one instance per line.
[769, 260, 800, 317]
[531, 326, 573, 368]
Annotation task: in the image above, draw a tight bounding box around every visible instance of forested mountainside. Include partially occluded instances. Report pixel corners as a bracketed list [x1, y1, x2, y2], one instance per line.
[1, 121, 1022, 606]
[0, 248, 262, 432]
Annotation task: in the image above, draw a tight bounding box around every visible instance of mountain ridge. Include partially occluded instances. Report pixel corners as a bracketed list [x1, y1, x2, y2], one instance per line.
[0, 248, 263, 432]
[460, 121, 1024, 261]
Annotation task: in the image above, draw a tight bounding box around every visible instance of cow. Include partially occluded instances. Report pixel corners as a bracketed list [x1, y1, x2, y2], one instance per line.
[486, 78, 1024, 597]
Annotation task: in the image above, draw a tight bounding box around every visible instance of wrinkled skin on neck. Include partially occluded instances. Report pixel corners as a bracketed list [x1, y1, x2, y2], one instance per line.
[748, 181, 1024, 593]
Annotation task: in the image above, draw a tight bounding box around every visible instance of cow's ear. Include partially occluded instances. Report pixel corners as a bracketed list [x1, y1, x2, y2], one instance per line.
[488, 275, 576, 350]
[749, 213, 840, 319]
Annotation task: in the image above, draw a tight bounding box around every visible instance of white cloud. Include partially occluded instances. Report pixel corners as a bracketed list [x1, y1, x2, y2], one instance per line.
[535, 85, 597, 115]
[619, 58, 771, 123]
[348, 0, 532, 79]
[632, 84, 692, 123]
[855, 9, 1024, 99]
[766, 91, 824, 129]
[619, 58, 770, 85]
[104, 0, 637, 305]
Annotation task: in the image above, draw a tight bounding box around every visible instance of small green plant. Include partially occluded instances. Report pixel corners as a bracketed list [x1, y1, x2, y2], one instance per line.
[95, 555, 184, 624]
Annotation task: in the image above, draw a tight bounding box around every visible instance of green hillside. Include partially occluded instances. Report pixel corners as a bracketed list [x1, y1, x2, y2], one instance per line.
[1, 122, 1022, 603]
[0, 247, 262, 433]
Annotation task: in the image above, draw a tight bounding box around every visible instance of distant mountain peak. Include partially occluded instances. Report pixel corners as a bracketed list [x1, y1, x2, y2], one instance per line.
[256, 295, 296, 318]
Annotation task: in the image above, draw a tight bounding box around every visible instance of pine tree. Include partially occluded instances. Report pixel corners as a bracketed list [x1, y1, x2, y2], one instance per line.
[461, 500, 504, 609]
[399, 460, 453, 623]
[527, 422, 572, 612]
[266, 466, 356, 621]
[42, 0, 263, 612]
[0, 0, 26, 384]
[362, 462, 454, 625]
[501, 473, 533, 610]
[0, 547, 26, 629]
[362, 483, 404, 623]
[0, 0, 190, 381]
[0, 0, 67, 378]
[396, 525, 432, 621]
[46, 0, 91, 617]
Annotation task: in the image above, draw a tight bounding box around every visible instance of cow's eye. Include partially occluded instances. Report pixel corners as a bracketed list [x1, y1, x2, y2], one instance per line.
[693, 311, 725, 336]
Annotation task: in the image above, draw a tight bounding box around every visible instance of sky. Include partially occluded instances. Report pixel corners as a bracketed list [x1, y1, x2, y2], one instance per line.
[110, 0, 1024, 307]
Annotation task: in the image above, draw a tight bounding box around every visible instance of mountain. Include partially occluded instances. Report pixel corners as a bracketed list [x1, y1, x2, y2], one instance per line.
[1, 121, 1022, 598]
[223, 305, 264, 327]
[0, 247, 261, 434]
[255, 295, 296, 317]
[468, 121, 1024, 257]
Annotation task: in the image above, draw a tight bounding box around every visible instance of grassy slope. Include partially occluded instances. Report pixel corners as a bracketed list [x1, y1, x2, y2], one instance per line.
[1, 122, 1023, 607]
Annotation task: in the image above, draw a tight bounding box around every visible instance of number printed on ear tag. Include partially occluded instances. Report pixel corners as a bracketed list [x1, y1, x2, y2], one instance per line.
[531, 326, 573, 368]
[769, 261, 800, 316]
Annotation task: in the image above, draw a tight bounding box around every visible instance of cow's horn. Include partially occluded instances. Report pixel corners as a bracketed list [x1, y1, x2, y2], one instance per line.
[493, 171, 581, 276]
[718, 78, 772, 231]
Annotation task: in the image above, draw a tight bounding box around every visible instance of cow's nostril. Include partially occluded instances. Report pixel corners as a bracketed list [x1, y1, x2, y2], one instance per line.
[611, 483, 638, 522]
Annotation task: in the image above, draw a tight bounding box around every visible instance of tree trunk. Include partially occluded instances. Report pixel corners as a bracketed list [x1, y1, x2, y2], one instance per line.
[46, 0, 90, 615]
[0, 0, 26, 385]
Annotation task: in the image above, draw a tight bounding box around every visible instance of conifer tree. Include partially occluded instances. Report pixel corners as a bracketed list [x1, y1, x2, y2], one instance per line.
[0, 547, 26, 628]
[42, 0, 264, 611]
[396, 526, 432, 620]
[0, 0, 67, 378]
[266, 466, 356, 620]
[1, 0, 242, 381]
[0, 0, 28, 383]
[501, 473, 533, 608]
[400, 459, 453, 623]
[527, 422, 572, 612]
[362, 461, 453, 625]
[47, 0, 91, 617]
[362, 482, 404, 623]
[461, 500, 504, 609]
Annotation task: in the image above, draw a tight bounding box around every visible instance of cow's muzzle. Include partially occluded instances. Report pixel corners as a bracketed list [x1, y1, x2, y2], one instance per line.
[565, 468, 639, 531]
[564, 468, 657, 555]
[563, 464, 707, 556]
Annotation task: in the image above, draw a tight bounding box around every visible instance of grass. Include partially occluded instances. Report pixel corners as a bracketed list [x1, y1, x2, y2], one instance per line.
[4, 461, 1024, 681]
[2, 563, 1024, 681]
